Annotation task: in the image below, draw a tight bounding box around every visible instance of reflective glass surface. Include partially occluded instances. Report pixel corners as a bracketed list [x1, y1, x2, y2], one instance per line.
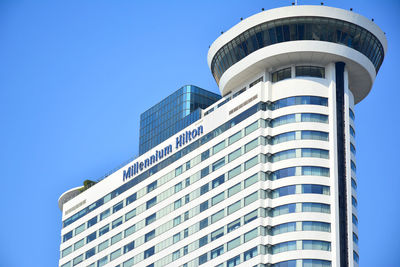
[139, 85, 221, 154]
[211, 16, 384, 83]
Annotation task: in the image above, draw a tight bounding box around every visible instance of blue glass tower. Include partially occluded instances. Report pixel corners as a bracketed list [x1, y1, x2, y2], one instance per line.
[139, 85, 221, 155]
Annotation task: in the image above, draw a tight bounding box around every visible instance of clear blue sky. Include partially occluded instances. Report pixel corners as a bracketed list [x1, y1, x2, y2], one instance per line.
[0, 0, 398, 266]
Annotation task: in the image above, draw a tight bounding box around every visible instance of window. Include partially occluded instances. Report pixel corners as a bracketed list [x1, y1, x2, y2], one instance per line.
[173, 233, 181, 243]
[97, 256, 108, 267]
[213, 140, 225, 154]
[200, 184, 209, 195]
[74, 239, 84, 250]
[100, 209, 110, 221]
[201, 150, 210, 161]
[351, 160, 357, 173]
[229, 131, 241, 145]
[61, 262, 71, 267]
[245, 155, 258, 170]
[87, 216, 97, 228]
[303, 240, 331, 251]
[61, 246, 72, 258]
[302, 203, 330, 213]
[244, 210, 258, 224]
[352, 214, 358, 226]
[98, 240, 109, 252]
[212, 175, 225, 188]
[228, 183, 241, 197]
[244, 228, 258, 242]
[244, 247, 258, 261]
[73, 254, 83, 266]
[63, 231, 73, 242]
[124, 224, 135, 237]
[228, 200, 241, 215]
[228, 148, 241, 162]
[272, 185, 296, 198]
[350, 125, 356, 137]
[199, 218, 208, 230]
[199, 235, 208, 247]
[123, 241, 134, 253]
[86, 231, 97, 243]
[351, 143, 356, 154]
[145, 230, 155, 242]
[228, 219, 241, 233]
[185, 194, 190, 204]
[172, 250, 180, 261]
[146, 197, 157, 209]
[173, 216, 181, 226]
[245, 121, 258, 135]
[174, 182, 182, 193]
[144, 246, 155, 259]
[212, 157, 225, 171]
[211, 209, 224, 223]
[349, 108, 355, 121]
[111, 232, 122, 245]
[245, 174, 258, 188]
[351, 178, 357, 190]
[211, 227, 224, 241]
[302, 184, 329, 195]
[112, 217, 123, 229]
[126, 192, 137, 205]
[271, 222, 296, 235]
[146, 213, 156, 225]
[125, 209, 136, 221]
[198, 253, 208, 265]
[201, 166, 209, 178]
[113, 201, 123, 213]
[147, 181, 157, 193]
[227, 255, 241, 267]
[184, 211, 189, 221]
[352, 196, 358, 208]
[85, 247, 95, 259]
[295, 66, 325, 78]
[212, 192, 224, 205]
[245, 138, 258, 152]
[271, 67, 291, 82]
[354, 251, 359, 263]
[211, 245, 224, 259]
[184, 228, 189, 238]
[110, 249, 121, 261]
[271, 203, 297, 217]
[185, 178, 190, 187]
[174, 199, 182, 209]
[74, 223, 85, 235]
[228, 165, 241, 179]
[272, 241, 296, 254]
[302, 221, 331, 232]
[175, 166, 182, 176]
[244, 191, 258, 205]
[200, 201, 209, 212]
[250, 76, 263, 87]
[99, 224, 109, 236]
[353, 232, 359, 245]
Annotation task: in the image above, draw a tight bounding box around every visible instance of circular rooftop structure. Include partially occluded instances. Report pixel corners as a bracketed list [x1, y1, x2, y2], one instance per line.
[207, 5, 387, 103]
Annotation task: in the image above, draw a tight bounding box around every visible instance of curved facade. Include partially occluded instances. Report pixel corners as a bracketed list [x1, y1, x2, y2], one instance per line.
[58, 5, 384, 267]
[210, 16, 385, 84]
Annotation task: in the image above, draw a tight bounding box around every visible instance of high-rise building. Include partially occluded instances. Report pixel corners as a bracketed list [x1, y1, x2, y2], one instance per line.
[139, 85, 221, 155]
[58, 5, 386, 267]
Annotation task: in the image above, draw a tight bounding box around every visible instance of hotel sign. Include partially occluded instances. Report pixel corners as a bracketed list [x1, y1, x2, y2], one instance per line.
[122, 125, 203, 181]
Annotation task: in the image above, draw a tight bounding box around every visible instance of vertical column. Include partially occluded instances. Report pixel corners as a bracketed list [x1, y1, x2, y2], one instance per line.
[335, 62, 349, 266]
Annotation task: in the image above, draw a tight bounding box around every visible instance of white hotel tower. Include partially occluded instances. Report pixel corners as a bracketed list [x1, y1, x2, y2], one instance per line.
[58, 5, 386, 267]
